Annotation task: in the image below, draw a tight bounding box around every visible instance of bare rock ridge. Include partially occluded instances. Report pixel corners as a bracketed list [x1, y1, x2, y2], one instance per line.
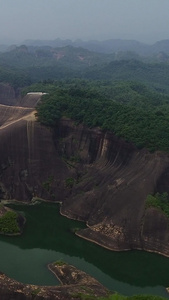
[0, 86, 169, 258]
[0, 263, 108, 299]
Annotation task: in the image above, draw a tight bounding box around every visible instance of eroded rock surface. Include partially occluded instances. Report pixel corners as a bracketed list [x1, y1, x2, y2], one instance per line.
[58, 119, 169, 256]
[0, 263, 109, 300]
[1, 87, 169, 257]
[0, 93, 70, 202]
[0, 83, 18, 106]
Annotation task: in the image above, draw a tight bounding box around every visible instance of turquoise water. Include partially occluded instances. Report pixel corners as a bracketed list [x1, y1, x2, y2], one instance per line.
[0, 202, 169, 299]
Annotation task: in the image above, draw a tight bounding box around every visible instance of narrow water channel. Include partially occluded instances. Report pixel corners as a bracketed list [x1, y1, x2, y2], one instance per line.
[0, 202, 169, 299]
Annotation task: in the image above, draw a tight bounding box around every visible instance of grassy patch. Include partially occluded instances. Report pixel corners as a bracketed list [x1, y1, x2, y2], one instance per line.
[54, 260, 67, 266]
[42, 175, 54, 192]
[65, 177, 75, 188]
[99, 294, 167, 300]
[146, 192, 169, 218]
[72, 293, 167, 300]
[69, 155, 81, 163]
[31, 288, 41, 298]
[70, 227, 81, 233]
[71, 292, 96, 300]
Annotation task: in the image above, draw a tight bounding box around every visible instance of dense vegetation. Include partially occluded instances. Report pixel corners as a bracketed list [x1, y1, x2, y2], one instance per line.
[0, 45, 111, 85]
[1, 45, 169, 152]
[85, 60, 169, 93]
[1, 45, 169, 93]
[146, 193, 169, 218]
[0, 210, 20, 234]
[23, 79, 169, 152]
[1, 45, 169, 299]
[0, 65, 31, 87]
[76, 292, 167, 300]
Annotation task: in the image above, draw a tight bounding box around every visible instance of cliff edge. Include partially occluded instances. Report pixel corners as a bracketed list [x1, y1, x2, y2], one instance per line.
[0, 88, 169, 257]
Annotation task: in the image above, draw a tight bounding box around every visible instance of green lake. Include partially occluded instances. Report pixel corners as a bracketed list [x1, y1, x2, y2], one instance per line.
[0, 202, 169, 299]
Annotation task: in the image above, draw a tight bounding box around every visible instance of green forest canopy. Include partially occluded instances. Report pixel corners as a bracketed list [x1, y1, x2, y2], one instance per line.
[1, 45, 169, 152]
[23, 79, 169, 152]
[1, 46, 169, 94]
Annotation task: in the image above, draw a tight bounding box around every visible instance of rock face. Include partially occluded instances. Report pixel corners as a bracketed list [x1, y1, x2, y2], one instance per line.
[57, 119, 169, 256]
[0, 93, 70, 202]
[0, 263, 108, 299]
[0, 83, 18, 106]
[0, 87, 169, 257]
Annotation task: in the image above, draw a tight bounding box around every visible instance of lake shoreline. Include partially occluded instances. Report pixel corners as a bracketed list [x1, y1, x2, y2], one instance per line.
[1, 201, 169, 298]
[0, 262, 109, 300]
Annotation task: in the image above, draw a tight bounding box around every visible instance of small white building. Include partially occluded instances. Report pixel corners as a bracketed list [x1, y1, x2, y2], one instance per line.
[27, 92, 49, 95]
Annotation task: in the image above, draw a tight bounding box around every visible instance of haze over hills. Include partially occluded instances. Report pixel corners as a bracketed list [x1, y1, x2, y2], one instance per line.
[1, 43, 169, 94]
[1, 38, 169, 56]
[18, 38, 169, 55]
[1, 0, 169, 297]
[1, 36, 169, 299]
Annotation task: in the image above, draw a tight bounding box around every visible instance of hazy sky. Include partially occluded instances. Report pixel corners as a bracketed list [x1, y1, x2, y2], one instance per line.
[0, 0, 169, 44]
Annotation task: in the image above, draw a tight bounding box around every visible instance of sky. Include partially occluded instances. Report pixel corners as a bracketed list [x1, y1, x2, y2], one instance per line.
[0, 0, 169, 44]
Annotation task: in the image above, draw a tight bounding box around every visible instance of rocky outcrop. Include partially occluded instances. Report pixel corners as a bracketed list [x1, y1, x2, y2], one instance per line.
[0, 88, 71, 202]
[57, 119, 169, 256]
[0, 83, 18, 106]
[0, 263, 108, 300]
[1, 89, 169, 257]
[0, 112, 70, 202]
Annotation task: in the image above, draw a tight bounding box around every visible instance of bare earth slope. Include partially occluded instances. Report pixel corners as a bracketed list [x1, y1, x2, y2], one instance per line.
[0, 86, 169, 258]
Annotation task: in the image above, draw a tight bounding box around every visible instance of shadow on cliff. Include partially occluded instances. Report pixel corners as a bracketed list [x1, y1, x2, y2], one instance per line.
[1, 86, 169, 259]
[56, 119, 169, 257]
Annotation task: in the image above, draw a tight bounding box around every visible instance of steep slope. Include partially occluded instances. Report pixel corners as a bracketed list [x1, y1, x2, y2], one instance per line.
[0, 83, 18, 106]
[0, 90, 70, 201]
[0, 88, 169, 257]
[56, 119, 169, 256]
[0, 105, 33, 129]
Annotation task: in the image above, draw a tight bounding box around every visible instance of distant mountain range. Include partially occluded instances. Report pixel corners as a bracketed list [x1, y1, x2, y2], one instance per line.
[20, 38, 169, 55]
[1, 38, 169, 56]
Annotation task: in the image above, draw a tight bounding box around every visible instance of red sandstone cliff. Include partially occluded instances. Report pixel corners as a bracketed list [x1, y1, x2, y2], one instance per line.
[56, 119, 169, 256]
[0, 88, 169, 257]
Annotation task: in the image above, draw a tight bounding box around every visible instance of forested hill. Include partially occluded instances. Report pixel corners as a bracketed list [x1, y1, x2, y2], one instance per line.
[23, 80, 169, 152]
[2, 44, 169, 153]
[22, 38, 169, 55]
[84, 60, 169, 93]
[0, 45, 112, 84]
[1, 45, 169, 93]
[0, 65, 31, 88]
